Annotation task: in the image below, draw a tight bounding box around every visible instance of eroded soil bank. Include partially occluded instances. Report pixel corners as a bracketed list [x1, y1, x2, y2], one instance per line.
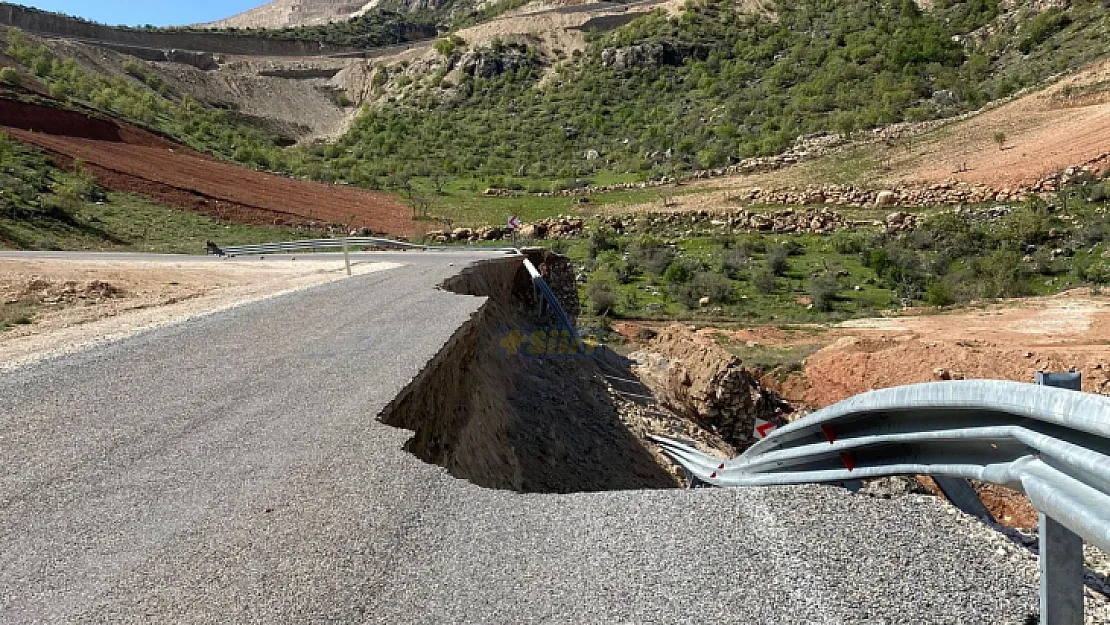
[377, 254, 697, 493]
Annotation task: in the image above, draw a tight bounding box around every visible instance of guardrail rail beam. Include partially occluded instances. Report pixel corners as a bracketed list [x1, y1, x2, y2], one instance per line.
[650, 376, 1110, 625]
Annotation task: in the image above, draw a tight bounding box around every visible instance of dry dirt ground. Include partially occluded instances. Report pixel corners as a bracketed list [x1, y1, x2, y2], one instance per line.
[0, 256, 398, 370]
[901, 58, 1110, 188]
[0, 97, 414, 236]
[776, 289, 1110, 408]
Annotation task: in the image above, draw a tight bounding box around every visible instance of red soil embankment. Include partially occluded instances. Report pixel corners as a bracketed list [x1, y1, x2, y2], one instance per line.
[0, 98, 414, 236]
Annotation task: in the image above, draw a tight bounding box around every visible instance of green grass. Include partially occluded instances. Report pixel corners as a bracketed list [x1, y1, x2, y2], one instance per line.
[407, 176, 673, 227]
[0, 298, 38, 331]
[800, 147, 883, 186]
[550, 189, 1110, 325]
[560, 230, 902, 324]
[0, 193, 317, 254]
[713, 336, 824, 377]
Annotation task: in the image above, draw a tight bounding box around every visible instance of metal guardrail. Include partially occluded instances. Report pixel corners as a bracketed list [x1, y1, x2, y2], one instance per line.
[522, 258, 579, 342]
[211, 237, 427, 256]
[652, 379, 1110, 624]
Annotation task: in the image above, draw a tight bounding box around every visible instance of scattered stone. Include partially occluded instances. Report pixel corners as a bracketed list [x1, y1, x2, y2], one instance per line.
[858, 476, 929, 499]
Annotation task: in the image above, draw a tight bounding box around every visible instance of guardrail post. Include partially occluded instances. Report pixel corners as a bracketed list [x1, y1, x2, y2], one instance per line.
[933, 476, 995, 522]
[1039, 513, 1084, 625]
[1036, 370, 1084, 625]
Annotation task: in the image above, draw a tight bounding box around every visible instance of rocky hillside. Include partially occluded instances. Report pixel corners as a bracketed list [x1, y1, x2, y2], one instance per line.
[204, 0, 379, 29]
[203, 0, 490, 29]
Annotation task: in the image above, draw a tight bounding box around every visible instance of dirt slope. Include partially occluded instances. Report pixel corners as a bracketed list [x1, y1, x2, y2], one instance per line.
[0, 98, 413, 236]
[42, 38, 357, 143]
[202, 0, 375, 29]
[900, 58, 1110, 188]
[623, 57, 1110, 214]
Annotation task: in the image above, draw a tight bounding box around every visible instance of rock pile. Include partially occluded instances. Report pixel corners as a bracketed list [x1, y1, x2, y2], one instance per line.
[424, 209, 850, 243]
[630, 324, 792, 449]
[423, 225, 513, 243]
[602, 208, 848, 235]
[731, 181, 1027, 208]
[1028, 156, 1109, 193]
[12, 278, 125, 305]
[883, 211, 920, 233]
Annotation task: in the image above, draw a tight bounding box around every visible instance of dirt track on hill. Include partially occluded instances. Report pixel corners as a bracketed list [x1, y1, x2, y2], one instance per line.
[0, 98, 414, 237]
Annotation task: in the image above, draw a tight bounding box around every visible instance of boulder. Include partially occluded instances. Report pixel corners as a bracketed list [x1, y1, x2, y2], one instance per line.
[875, 190, 898, 207]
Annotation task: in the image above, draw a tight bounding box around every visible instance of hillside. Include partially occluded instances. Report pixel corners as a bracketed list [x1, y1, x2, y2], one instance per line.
[201, 0, 530, 30]
[4, 0, 1110, 231]
[316, 0, 1110, 187]
[204, 0, 380, 29]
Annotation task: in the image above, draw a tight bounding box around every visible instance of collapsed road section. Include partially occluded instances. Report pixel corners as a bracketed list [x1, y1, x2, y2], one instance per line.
[378, 251, 681, 493]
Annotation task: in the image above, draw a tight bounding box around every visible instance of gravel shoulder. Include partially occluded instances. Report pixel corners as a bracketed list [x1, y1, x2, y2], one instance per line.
[0, 255, 398, 371]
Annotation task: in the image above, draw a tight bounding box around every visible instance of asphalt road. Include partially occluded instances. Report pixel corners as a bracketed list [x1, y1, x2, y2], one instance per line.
[0, 252, 1043, 623]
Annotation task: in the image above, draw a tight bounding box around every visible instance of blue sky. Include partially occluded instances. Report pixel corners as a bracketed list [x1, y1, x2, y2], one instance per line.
[20, 1, 265, 26]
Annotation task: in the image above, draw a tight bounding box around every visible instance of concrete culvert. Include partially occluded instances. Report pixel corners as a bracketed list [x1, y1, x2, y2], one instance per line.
[377, 253, 685, 493]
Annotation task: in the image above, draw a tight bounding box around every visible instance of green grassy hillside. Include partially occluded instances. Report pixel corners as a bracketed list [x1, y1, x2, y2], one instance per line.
[0, 132, 312, 252]
[319, 0, 1110, 186]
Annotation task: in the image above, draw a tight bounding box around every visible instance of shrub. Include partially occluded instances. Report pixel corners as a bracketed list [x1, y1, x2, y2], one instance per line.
[434, 34, 467, 56]
[925, 281, 956, 307]
[693, 271, 734, 305]
[663, 260, 694, 284]
[0, 67, 20, 86]
[434, 38, 456, 56]
[587, 225, 620, 259]
[808, 274, 839, 312]
[586, 273, 617, 315]
[546, 239, 569, 254]
[669, 272, 733, 309]
[596, 250, 636, 284]
[766, 245, 789, 276]
[752, 268, 777, 295]
[1018, 8, 1072, 54]
[735, 235, 767, 256]
[629, 236, 674, 275]
[974, 250, 1029, 298]
[719, 248, 749, 278]
[1085, 263, 1110, 285]
[1089, 182, 1108, 203]
[829, 230, 868, 255]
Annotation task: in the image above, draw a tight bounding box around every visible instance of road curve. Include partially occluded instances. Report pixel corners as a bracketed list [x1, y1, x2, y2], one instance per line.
[0, 252, 1041, 623]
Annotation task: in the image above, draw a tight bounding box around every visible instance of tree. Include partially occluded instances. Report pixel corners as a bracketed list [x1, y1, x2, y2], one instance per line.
[430, 169, 450, 195]
[808, 273, 839, 312]
[766, 244, 789, 276]
[586, 273, 617, 315]
[993, 131, 1007, 150]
